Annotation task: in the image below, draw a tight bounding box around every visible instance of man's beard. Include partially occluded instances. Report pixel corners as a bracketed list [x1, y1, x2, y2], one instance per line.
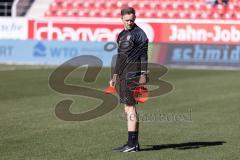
[126, 25, 133, 30]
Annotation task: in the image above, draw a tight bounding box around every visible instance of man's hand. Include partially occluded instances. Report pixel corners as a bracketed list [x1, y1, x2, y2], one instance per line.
[109, 74, 117, 87]
[139, 74, 146, 84]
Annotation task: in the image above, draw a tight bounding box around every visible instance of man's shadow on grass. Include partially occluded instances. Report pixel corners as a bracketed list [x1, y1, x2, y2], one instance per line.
[141, 141, 226, 151]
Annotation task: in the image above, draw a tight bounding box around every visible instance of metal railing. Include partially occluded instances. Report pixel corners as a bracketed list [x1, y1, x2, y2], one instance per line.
[0, 2, 13, 16]
[0, 0, 34, 17]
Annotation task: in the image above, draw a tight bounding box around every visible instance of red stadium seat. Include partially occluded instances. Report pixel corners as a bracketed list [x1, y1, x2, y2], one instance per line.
[44, 0, 240, 19]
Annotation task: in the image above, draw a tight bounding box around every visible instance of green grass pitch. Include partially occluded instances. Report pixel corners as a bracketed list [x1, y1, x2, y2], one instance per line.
[0, 65, 239, 160]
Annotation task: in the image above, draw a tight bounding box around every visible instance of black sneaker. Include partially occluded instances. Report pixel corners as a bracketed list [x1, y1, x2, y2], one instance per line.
[113, 143, 140, 152]
[118, 145, 138, 152]
[136, 143, 141, 151]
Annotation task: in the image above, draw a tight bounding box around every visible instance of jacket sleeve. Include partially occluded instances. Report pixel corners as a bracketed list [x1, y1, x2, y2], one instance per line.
[113, 54, 120, 75]
[140, 38, 148, 73]
[113, 33, 121, 75]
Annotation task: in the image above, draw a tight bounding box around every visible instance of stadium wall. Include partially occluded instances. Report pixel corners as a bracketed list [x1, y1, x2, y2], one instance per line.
[0, 40, 116, 66]
[1, 17, 240, 69]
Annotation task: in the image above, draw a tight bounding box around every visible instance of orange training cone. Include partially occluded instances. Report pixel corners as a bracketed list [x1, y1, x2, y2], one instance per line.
[104, 86, 117, 94]
[133, 85, 149, 103]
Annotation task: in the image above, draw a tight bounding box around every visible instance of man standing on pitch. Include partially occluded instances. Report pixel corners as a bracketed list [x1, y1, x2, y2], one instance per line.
[110, 7, 148, 152]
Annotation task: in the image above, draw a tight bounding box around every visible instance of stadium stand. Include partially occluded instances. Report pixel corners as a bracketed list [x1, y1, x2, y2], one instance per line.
[43, 0, 240, 19]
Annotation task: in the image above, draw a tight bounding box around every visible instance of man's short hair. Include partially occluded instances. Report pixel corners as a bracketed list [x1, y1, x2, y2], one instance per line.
[121, 7, 136, 16]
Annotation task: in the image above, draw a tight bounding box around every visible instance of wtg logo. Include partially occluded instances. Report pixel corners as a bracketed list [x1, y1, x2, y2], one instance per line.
[33, 42, 79, 58]
[33, 42, 47, 57]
